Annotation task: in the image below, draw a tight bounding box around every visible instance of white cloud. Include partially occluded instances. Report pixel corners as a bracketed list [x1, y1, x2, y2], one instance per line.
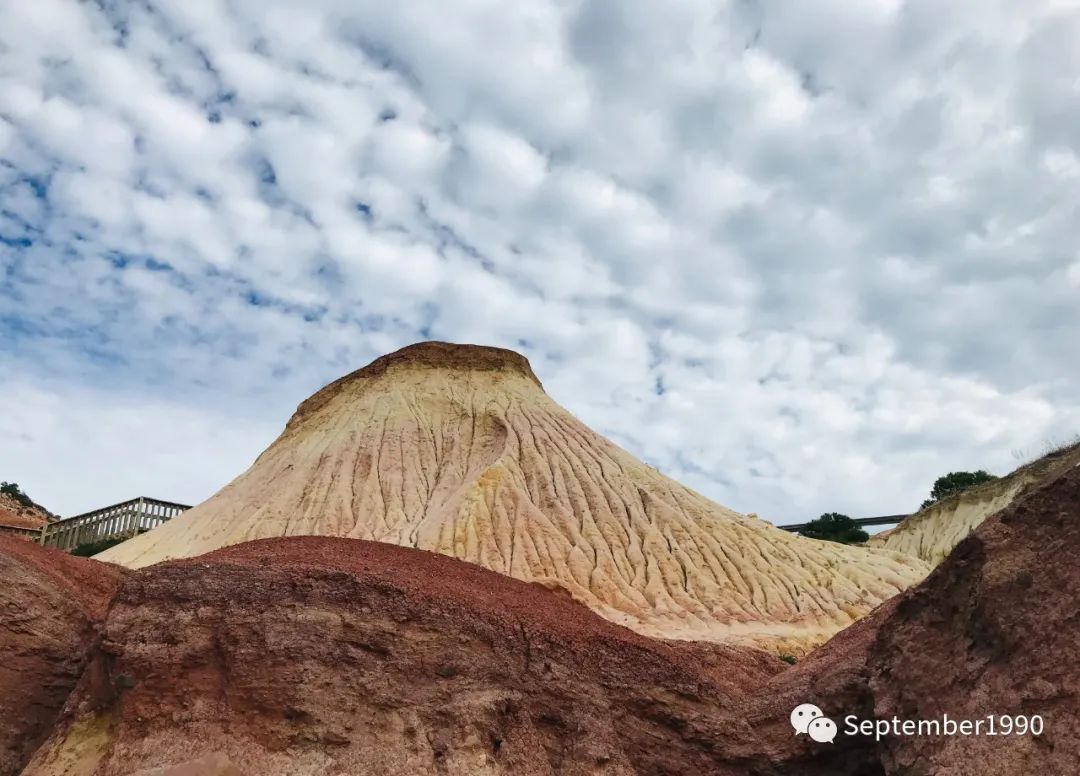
[1, 0, 1078, 523]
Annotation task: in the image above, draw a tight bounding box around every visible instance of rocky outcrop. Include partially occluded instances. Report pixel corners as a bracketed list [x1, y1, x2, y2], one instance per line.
[0, 485, 54, 532]
[868, 441, 1080, 567]
[98, 342, 928, 652]
[865, 455, 1080, 774]
[752, 457, 1080, 775]
[20, 453, 1078, 775]
[28, 536, 803, 776]
[0, 537, 125, 776]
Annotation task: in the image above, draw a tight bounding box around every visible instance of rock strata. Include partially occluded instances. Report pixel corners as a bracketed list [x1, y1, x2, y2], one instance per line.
[29, 537, 792, 776]
[99, 342, 928, 652]
[0, 537, 124, 776]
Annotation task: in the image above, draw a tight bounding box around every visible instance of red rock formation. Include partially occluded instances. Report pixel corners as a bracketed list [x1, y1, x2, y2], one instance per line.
[28, 536, 808, 776]
[0, 537, 125, 776]
[865, 459, 1080, 774]
[21, 450, 1077, 775]
[751, 459, 1080, 775]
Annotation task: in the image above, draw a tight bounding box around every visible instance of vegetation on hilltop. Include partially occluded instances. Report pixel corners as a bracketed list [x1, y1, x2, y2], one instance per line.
[0, 481, 57, 520]
[920, 470, 998, 510]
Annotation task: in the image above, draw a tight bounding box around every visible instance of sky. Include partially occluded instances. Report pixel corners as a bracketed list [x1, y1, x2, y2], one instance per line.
[2, 0, 1079, 523]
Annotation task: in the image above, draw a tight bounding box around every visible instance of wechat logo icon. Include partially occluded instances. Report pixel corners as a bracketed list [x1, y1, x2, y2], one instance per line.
[790, 703, 837, 743]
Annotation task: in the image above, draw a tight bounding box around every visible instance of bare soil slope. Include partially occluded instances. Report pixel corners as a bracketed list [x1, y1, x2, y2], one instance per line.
[27, 537, 803, 776]
[0, 537, 125, 776]
[0, 487, 53, 531]
[868, 441, 1080, 566]
[98, 342, 926, 652]
[753, 456, 1080, 775]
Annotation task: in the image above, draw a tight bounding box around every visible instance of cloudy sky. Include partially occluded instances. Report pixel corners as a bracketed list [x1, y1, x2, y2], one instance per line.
[2, 0, 1079, 524]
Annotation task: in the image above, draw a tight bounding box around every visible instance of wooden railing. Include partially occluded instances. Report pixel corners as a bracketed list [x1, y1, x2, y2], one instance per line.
[0, 524, 49, 541]
[38, 497, 191, 551]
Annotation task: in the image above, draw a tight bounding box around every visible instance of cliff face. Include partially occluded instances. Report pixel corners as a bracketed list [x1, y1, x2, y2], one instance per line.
[864, 456, 1080, 774]
[28, 537, 795, 776]
[752, 458, 1080, 776]
[98, 342, 928, 652]
[0, 537, 125, 776]
[868, 442, 1080, 566]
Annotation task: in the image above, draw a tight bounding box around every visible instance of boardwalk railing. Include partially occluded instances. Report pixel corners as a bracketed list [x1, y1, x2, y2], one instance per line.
[38, 497, 191, 551]
[0, 524, 48, 541]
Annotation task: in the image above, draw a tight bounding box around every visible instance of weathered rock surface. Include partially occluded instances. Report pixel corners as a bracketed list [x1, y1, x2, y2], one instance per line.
[22, 453, 1078, 775]
[29, 536, 806, 776]
[99, 342, 927, 652]
[0, 486, 54, 531]
[866, 455, 1080, 774]
[0, 537, 124, 776]
[752, 457, 1080, 775]
[868, 441, 1080, 567]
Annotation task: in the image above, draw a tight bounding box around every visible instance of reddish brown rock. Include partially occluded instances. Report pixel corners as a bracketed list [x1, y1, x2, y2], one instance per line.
[20, 458, 1077, 774]
[0, 486, 54, 532]
[865, 460, 1080, 774]
[0, 537, 125, 776]
[27, 536, 813, 776]
[751, 460, 1080, 775]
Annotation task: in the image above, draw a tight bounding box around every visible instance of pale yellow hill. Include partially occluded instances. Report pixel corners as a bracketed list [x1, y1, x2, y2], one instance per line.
[99, 342, 928, 652]
[868, 441, 1080, 566]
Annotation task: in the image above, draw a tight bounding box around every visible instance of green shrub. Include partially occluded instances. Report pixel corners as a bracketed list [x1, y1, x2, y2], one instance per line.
[797, 513, 869, 545]
[920, 470, 997, 510]
[70, 537, 128, 557]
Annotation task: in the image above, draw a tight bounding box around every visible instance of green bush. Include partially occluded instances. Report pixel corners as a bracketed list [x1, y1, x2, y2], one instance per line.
[797, 512, 869, 545]
[920, 470, 997, 510]
[70, 537, 128, 557]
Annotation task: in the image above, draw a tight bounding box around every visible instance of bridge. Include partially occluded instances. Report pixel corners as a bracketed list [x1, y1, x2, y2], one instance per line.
[30, 497, 191, 551]
[776, 514, 908, 532]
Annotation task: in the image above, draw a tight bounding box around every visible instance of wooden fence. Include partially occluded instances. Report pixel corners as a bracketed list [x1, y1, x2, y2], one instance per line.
[34, 497, 191, 551]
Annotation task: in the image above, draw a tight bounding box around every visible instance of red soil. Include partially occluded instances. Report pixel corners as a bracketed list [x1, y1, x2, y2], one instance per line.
[865, 458, 1080, 774]
[749, 460, 1080, 775]
[25, 536, 804, 775]
[192, 536, 782, 691]
[0, 538, 125, 775]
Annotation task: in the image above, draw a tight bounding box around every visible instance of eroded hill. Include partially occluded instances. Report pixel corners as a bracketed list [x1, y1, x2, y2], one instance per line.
[868, 441, 1080, 566]
[98, 342, 928, 652]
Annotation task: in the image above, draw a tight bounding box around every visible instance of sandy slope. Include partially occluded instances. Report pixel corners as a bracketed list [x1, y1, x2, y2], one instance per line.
[99, 342, 927, 651]
[868, 441, 1080, 566]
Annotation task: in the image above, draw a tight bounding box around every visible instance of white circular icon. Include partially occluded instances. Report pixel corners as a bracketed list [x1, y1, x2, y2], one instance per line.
[808, 716, 838, 743]
[790, 703, 824, 735]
